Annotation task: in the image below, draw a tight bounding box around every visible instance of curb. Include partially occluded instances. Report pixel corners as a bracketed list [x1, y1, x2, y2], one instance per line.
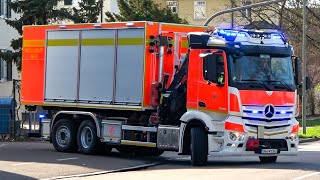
[299, 138, 320, 143]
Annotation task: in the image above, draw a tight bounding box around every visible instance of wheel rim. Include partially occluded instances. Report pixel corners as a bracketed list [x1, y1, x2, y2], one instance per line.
[56, 126, 70, 147]
[80, 126, 93, 149]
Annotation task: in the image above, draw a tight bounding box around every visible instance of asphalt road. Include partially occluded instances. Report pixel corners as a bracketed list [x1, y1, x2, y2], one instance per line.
[0, 140, 319, 180]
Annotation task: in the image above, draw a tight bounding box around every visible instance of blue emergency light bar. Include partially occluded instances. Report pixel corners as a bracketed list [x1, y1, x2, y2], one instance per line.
[214, 28, 287, 44]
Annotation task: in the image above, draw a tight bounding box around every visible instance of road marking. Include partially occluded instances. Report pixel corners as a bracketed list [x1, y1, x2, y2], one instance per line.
[0, 144, 7, 148]
[293, 172, 320, 180]
[299, 147, 320, 152]
[41, 162, 163, 180]
[56, 157, 79, 161]
[13, 162, 35, 166]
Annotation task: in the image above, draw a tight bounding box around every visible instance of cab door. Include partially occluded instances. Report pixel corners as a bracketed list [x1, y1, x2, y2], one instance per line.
[197, 51, 229, 114]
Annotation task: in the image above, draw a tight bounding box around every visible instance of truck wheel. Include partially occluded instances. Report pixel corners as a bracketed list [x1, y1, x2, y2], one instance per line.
[259, 156, 277, 163]
[190, 127, 208, 166]
[52, 119, 77, 152]
[77, 120, 100, 155]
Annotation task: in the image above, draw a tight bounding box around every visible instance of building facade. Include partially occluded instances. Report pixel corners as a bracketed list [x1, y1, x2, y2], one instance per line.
[0, 0, 19, 98]
[155, 0, 232, 27]
[155, 0, 278, 28]
[57, 0, 119, 23]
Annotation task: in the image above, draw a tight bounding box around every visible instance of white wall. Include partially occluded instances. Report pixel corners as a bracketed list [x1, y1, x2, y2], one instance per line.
[0, 8, 20, 97]
[0, 8, 24, 122]
[103, 0, 120, 22]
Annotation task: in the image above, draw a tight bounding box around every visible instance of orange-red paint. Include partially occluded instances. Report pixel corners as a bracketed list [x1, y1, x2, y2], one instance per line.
[239, 90, 295, 106]
[225, 121, 246, 133]
[290, 124, 299, 133]
[21, 21, 207, 109]
[187, 50, 229, 113]
[230, 94, 240, 112]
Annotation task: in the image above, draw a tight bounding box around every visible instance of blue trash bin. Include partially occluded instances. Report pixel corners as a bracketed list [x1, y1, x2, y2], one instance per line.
[0, 98, 14, 134]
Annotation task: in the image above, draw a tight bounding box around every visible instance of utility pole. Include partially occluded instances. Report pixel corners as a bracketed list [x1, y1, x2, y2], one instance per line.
[302, 0, 307, 134]
[101, 0, 104, 23]
[231, 0, 235, 28]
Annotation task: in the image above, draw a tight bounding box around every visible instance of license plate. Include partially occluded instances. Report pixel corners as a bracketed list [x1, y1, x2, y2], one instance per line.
[261, 149, 278, 154]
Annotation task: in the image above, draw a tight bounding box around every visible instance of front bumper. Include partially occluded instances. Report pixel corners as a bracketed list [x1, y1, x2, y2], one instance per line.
[208, 134, 299, 157]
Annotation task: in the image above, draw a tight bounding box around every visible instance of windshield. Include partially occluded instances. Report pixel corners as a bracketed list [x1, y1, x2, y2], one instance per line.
[228, 55, 295, 91]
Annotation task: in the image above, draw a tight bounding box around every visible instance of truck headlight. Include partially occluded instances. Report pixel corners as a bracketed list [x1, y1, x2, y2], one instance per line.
[290, 133, 298, 140]
[229, 131, 245, 142]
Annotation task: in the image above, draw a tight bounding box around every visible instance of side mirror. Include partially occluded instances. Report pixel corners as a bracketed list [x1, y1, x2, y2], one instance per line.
[306, 76, 312, 90]
[294, 57, 302, 86]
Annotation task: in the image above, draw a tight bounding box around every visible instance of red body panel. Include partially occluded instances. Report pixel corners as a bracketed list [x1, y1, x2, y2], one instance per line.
[239, 90, 295, 106]
[229, 94, 240, 112]
[187, 49, 228, 113]
[21, 22, 207, 109]
[225, 121, 246, 133]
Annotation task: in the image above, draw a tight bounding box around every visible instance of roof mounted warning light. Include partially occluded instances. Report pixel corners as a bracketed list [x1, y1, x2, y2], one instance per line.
[211, 28, 287, 46]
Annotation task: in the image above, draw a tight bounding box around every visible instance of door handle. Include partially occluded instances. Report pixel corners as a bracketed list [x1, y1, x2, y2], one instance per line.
[198, 101, 206, 107]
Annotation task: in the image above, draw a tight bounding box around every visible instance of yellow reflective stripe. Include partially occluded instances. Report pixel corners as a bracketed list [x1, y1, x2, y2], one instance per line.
[47, 39, 78, 46]
[118, 38, 144, 45]
[46, 38, 144, 46]
[81, 38, 115, 46]
[23, 40, 45, 47]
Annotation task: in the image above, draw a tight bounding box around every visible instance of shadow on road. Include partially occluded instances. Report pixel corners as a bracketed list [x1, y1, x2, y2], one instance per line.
[0, 170, 37, 180]
[0, 141, 319, 178]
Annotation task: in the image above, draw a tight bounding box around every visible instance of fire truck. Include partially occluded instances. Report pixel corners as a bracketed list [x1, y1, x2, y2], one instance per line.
[21, 21, 308, 166]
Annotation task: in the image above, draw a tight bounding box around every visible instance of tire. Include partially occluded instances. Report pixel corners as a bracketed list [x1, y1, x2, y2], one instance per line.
[190, 127, 208, 166]
[77, 120, 101, 155]
[52, 119, 77, 152]
[259, 156, 277, 163]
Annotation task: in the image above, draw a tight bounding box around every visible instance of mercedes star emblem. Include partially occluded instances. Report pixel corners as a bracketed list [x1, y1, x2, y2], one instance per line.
[264, 105, 275, 118]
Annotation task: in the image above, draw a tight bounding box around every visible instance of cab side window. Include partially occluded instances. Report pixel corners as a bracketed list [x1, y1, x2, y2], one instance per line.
[203, 54, 224, 83]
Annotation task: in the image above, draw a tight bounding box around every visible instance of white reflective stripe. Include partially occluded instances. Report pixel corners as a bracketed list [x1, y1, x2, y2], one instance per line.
[56, 157, 78, 161]
[293, 172, 320, 180]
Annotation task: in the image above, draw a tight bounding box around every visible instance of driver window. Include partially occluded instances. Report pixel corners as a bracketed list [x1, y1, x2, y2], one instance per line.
[203, 54, 224, 83]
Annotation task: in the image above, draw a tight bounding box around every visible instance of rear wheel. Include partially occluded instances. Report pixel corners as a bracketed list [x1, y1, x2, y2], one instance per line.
[52, 119, 77, 152]
[259, 156, 277, 163]
[190, 127, 208, 166]
[77, 120, 111, 155]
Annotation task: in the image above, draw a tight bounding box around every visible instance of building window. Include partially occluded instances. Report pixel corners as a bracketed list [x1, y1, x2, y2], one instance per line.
[194, 1, 206, 20]
[166, 1, 178, 13]
[241, 0, 252, 19]
[0, 0, 11, 18]
[64, 0, 73, 6]
[0, 50, 12, 82]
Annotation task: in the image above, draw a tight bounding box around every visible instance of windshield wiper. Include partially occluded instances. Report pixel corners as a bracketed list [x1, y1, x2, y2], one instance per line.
[241, 79, 272, 91]
[265, 80, 293, 91]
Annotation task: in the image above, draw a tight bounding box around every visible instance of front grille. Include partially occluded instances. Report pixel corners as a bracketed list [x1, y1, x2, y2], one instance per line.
[259, 139, 288, 151]
[242, 105, 294, 120]
[245, 120, 289, 126]
[246, 125, 288, 133]
[242, 117, 290, 122]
